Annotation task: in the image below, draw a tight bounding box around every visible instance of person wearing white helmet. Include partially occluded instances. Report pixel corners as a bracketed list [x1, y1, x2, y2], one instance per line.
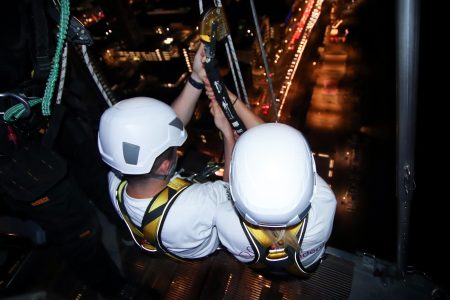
[98, 44, 231, 260]
[208, 95, 336, 277]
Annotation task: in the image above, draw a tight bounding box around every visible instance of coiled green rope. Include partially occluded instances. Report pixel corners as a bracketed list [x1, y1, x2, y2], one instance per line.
[4, 0, 70, 122]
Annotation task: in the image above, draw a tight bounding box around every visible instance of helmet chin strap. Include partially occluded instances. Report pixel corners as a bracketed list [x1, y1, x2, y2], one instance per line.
[147, 158, 177, 181]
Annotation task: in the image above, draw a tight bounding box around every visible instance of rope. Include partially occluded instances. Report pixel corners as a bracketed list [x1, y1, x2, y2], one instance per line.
[56, 43, 68, 105]
[4, 0, 70, 122]
[224, 43, 242, 100]
[198, 0, 204, 14]
[214, 0, 250, 107]
[225, 35, 250, 106]
[80, 45, 115, 107]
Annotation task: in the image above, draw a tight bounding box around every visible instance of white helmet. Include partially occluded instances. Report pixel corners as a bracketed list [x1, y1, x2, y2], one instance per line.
[98, 97, 187, 175]
[229, 123, 316, 227]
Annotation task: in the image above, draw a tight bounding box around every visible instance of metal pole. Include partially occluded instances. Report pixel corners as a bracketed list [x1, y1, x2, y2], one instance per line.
[396, 0, 419, 275]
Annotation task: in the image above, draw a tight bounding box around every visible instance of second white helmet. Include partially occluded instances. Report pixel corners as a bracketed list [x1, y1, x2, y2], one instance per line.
[229, 123, 316, 227]
[98, 97, 187, 175]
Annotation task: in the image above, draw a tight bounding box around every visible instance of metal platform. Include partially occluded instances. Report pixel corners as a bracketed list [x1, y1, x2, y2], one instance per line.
[1, 212, 446, 300]
[121, 246, 354, 300]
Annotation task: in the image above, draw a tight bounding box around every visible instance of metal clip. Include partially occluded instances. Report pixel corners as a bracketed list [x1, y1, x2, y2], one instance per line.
[48, 5, 93, 45]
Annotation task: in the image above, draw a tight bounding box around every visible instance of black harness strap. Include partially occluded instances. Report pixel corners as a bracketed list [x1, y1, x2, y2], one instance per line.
[240, 215, 314, 278]
[116, 177, 192, 261]
[30, 0, 52, 81]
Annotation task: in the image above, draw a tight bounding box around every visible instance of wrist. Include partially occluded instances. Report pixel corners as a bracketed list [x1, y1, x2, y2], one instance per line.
[221, 128, 234, 141]
[231, 95, 239, 106]
[188, 74, 204, 90]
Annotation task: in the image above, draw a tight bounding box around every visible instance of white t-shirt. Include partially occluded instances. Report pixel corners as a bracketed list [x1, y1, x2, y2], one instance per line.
[109, 172, 336, 268]
[215, 175, 337, 268]
[108, 172, 229, 259]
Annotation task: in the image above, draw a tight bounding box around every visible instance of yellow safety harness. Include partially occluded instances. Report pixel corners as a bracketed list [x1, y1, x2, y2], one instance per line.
[241, 214, 315, 277]
[116, 177, 192, 261]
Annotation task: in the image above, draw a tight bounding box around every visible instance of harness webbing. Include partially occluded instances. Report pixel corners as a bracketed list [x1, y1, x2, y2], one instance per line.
[241, 215, 312, 277]
[116, 177, 191, 261]
[4, 0, 70, 122]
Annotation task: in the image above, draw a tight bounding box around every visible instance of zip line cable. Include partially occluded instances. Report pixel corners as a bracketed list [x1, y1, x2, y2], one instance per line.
[214, 0, 250, 106]
[249, 0, 278, 121]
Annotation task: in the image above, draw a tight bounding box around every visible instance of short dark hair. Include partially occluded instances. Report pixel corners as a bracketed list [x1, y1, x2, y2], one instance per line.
[124, 147, 177, 184]
[150, 146, 177, 173]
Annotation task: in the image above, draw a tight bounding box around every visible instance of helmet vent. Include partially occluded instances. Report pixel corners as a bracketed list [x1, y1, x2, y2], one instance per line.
[169, 117, 184, 130]
[122, 142, 140, 165]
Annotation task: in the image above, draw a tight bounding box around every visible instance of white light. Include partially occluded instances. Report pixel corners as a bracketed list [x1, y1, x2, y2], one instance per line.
[214, 168, 224, 177]
[163, 37, 174, 45]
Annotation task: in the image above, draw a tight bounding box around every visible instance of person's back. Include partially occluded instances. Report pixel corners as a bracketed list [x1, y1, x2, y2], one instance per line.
[98, 97, 230, 259]
[214, 122, 337, 277]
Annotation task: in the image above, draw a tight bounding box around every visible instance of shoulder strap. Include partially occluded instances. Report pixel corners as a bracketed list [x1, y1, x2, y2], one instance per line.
[116, 180, 146, 241]
[116, 177, 191, 258]
[141, 177, 191, 260]
[30, 0, 51, 81]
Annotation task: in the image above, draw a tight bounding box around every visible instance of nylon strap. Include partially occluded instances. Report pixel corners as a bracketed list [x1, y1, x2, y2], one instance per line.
[242, 215, 312, 277]
[116, 177, 191, 260]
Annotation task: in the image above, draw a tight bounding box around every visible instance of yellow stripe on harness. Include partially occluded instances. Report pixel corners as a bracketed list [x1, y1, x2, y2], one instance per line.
[142, 177, 191, 252]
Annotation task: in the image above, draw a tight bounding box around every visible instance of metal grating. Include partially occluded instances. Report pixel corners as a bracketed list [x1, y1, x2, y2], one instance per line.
[123, 246, 354, 300]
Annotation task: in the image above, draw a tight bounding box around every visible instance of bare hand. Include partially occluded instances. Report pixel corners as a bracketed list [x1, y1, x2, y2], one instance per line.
[192, 43, 207, 84]
[209, 100, 233, 139]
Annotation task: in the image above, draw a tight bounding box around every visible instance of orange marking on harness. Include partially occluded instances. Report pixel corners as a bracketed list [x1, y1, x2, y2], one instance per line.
[79, 230, 91, 238]
[31, 196, 49, 206]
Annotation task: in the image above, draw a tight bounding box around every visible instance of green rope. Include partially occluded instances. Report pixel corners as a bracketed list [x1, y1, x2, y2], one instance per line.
[3, 0, 70, 122]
